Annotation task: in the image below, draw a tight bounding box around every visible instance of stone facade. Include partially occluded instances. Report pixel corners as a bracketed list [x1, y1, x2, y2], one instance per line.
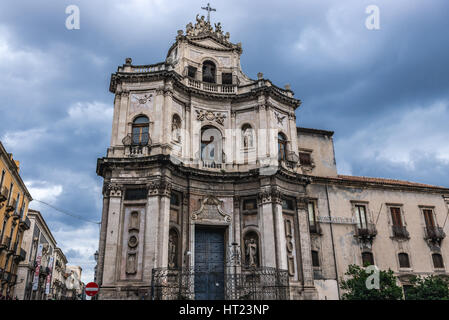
[96, 16, 449, 300]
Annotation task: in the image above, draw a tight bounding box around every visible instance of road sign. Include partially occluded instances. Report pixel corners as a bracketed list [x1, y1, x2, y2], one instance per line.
[85, 282, 99, 297]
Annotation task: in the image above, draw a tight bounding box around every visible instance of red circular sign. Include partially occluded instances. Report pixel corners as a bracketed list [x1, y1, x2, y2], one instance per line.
[85, 282, 99, 296]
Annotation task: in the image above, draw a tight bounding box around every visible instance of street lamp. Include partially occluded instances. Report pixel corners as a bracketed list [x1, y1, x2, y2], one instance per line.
[94, 250, 98, 262]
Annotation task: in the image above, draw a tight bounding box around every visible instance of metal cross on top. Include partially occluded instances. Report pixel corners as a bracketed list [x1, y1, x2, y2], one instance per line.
[201, 3, 216, 23]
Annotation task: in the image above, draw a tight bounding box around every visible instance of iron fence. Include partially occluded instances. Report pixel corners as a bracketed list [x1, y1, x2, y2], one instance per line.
[150, 266, 289, 300]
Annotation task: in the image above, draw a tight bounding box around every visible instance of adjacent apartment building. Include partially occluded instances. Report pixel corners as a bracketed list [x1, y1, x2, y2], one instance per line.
[0, 141, 32, 299]
[15, 209, 57, 300]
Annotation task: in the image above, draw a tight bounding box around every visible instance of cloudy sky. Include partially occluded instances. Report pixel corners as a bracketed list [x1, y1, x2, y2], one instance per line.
[1, 0, 448, 284]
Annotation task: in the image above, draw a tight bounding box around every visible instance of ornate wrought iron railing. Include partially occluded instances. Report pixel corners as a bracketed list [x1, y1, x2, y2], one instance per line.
[150, 266, 289, 300]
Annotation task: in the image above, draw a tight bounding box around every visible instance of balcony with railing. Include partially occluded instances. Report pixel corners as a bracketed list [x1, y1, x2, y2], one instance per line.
[122, 133, 152, 157]
[5, 198, 17, 213]
[8, 241, 18, 257]
[355, 223, 378, 243]
[17, 248, 27, 262]
[309, 223, 322, 235]
[0, 186, 8, 203]
[185, 77, 237, 95]
[1, 271, 10, 283]
[392, 225, 410, 239]
[12, 206, 21, 220]
[1, 236, 12, 253]
[19, 216, 31, 231]
[424, 226, 446, 244]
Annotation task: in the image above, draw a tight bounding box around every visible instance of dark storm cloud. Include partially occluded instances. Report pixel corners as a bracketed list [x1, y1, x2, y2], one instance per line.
[0, 0, 448, 282]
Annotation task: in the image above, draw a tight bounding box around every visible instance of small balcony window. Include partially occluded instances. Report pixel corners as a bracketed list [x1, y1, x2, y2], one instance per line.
[432, 253, 444, 269]
[132, 116, 149, 146]
[299, 152, 312, 166]
[362, 252, 374, 266]
[398, 253, 410, 268]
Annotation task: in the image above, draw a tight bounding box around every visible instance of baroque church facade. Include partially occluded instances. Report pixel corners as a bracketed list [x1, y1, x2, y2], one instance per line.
[96, 15, 449, 300]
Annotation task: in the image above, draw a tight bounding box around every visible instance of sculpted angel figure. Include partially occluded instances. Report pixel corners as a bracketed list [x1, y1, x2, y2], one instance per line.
[214, 22, 223, 35]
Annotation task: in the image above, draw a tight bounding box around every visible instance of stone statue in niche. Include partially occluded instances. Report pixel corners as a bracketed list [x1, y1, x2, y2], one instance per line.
[242, 126, 254, 148]
[168, 230, 178, 268]
[126, 253, 137, 274]
[171, 115, 181, 143]
[244, 233, 259, 267]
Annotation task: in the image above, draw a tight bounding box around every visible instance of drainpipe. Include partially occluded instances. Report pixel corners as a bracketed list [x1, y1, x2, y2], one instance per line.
[325, 184, 340, 299]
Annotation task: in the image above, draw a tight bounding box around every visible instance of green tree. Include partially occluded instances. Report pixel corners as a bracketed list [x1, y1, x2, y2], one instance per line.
[340, 264, 403, 300]
[404, 275, 449, 300]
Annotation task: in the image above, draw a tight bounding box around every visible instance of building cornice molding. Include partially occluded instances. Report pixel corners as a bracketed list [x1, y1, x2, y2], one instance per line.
[110, 69, 300, 110]
[310, 175, 449, 194]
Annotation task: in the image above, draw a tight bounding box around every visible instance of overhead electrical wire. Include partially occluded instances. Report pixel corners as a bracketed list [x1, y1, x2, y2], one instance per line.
[32, 199, 100, 225]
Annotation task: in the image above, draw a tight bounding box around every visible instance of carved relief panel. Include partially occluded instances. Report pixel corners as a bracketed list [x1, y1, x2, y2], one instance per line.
[130, 92, 154, 114]
[121, 206, 145, 279]
[284, 216, 298, 280]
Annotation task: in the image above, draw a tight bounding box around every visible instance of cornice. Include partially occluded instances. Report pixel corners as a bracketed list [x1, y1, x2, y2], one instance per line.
[110, 70, 300, 110]
[310, 175, 449, 194]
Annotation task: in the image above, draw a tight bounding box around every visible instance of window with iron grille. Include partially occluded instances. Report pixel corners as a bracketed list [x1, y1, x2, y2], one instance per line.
[398, 253, 410, 268]
[124, 188, 147, 201]
[432, 253, 444, 269]
[299, 152, 312, 166]
[362, 252, 374, 266]
[311, 250, 320, 267]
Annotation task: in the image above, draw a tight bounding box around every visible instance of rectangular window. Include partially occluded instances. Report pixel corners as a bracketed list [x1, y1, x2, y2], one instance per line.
[221, 73, 233, 85]
[308, 202, 316, 226]
[188, 66, 197, 79]
[311, 250, 320, 267]
[299, 152, 312, 166]
[124, 188, 147, 201]
[432, 254, 444, 269]
[243, 198, 257, 211]
[362, 252, 374, 266]
[0, 170, 5, 189]
[355, 205, 367, 229]
[8, 182, 13, 204]
[390, 207, 403, 227]
[282, 198, 294, 211]
[423, 209, 435, 228]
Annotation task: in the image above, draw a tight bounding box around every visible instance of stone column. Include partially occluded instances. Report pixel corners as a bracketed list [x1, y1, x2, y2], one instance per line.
[97, 184, 110, 286]
[117, 91, 129, 145]
[144, 179, 171, 275]
[163, 82, 173, 152]
[288, 112, 298, 157]
[257, 187, 276, 268]
[111, 93, 121, 147]
[296, 196, 314, 287]
[101, 184, 123, 286]
[185, 102, 191, 161]
[271, 188, 288, 271]
[231, 111, 237, 165]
